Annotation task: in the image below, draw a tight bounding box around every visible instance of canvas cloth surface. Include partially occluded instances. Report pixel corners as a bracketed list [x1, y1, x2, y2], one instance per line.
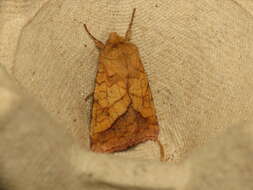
[0, 0, 253, 189]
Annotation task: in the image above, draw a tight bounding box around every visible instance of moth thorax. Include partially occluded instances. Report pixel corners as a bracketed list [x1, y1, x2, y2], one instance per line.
[107, 32, 124, 45]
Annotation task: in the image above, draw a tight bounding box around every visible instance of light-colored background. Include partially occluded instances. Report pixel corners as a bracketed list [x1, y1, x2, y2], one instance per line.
[1, 0, 253, 189]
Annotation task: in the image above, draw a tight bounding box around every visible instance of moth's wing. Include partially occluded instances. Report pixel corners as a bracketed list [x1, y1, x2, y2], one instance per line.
[127, 44, 159, 131]
[90, 48, 131, 135]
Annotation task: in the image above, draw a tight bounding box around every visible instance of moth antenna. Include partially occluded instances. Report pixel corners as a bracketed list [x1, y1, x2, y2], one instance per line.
[125, 8, 136, 41]
[83, 24, 105, 49]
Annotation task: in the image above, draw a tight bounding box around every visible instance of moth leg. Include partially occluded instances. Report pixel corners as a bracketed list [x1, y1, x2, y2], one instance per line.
[85, 92, 94, 102]
[156, 140, 165, 162]
[125, 8, 136, 41]
[83, 24, 105, 49]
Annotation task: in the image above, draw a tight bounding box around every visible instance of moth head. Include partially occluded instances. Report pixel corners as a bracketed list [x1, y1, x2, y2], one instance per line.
[107, 32, 124, 45]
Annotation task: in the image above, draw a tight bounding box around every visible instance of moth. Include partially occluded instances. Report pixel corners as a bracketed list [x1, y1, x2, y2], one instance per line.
[84, 9, 164, 160]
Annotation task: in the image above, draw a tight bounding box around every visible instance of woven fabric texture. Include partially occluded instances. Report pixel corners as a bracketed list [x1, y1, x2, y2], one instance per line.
[0, 0, 253, 189]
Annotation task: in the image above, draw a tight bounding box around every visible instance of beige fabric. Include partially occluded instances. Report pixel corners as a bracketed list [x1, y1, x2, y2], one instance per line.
[1, 65, 253, 190]
[1, 0, 253, 189]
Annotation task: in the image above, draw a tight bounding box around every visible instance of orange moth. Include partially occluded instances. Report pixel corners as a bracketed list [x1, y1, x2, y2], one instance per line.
[84, 9, 164, 160]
